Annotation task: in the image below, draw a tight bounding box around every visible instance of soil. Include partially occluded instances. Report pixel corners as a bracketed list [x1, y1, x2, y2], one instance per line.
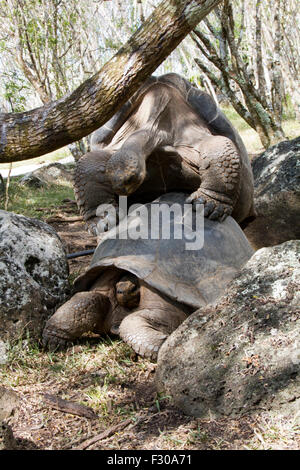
[44, 199, 96, 279]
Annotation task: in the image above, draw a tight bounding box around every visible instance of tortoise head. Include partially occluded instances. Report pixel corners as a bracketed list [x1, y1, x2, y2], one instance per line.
[106, 149, 146, 195]
[116, 273, 140, 309]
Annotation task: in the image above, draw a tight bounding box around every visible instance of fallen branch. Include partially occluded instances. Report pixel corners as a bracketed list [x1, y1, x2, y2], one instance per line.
[43, 393, 97, 420]
[62, 199, 77, 204]
[57, 231, 96, 240]
[75, 418, 132, 450]
[46, 215, 83, 223]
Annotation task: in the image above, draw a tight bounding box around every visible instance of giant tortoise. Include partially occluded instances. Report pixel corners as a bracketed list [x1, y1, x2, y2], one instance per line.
[42, 193, 253, 360]
[74, 73, 255, 236]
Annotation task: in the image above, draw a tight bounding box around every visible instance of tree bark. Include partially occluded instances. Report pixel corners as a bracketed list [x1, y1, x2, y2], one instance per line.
[0, 0, 222, 163]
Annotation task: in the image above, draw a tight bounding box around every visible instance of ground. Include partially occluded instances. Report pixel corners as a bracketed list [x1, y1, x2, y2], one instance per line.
[0, 110, 299, 450]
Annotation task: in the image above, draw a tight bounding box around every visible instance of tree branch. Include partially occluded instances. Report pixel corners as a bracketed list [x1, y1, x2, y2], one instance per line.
[0, 0, 222, 163]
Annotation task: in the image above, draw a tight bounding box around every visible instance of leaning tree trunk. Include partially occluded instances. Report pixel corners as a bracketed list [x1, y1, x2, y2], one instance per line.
[192, 0, 286, 149]
[0, 0, 222, 164]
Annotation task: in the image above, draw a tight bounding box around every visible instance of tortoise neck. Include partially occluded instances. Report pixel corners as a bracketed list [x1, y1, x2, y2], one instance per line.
[139, 282, 175, 312]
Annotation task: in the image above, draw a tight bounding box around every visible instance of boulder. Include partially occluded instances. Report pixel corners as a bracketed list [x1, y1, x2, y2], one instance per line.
[0, 387, 19, 450]
[0, 422, 17, 450]
[156, 240, 300, 418]
[0, 340, 8, 365]
[19, 173, 46, 188]
[245, 137, 300, 250]
[0, 211, 69, 343]
[0, 386, 19, 422]
[20, 162, 73, 188]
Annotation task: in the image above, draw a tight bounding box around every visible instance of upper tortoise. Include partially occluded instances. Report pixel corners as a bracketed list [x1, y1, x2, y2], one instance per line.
[74, 73, 255, 235]
[42, 74, 255, 360]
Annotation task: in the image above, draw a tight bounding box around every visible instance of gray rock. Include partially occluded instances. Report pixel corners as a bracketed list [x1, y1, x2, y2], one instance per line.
[0, 386, 19, 422]
[0, 421, 17, 450]
[0, 340, 8, 365]
[19, 173, 46, 188]
[0, 386, 19, 450]
[156, 240, 300, 418]
[245, 137, 300, 249]
[0, 211, 69, 343]
[20, 162, 73, 188]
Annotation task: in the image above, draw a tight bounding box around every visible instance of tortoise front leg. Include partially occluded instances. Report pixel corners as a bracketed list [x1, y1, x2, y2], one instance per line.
[186, 135, 241, 221]
[118, 284, 187, 361]
[42, 292, 110, 351]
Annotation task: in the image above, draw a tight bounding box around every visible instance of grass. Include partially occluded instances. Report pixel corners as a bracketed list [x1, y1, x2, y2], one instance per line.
[221, 105, 300, 154]
[1, 335, 143, 411]
[0, 335, 161, 449]
[244, 413, 300, 450]
[1, 320, 299, 449]
[0, 176, 74, 218]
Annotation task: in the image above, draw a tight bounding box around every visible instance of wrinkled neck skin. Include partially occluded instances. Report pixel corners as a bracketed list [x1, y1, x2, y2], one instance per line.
[104, 81, 211, 197]
[91, 268, 120, 302]
[105, 81, 181, 196]
[139, 281, 191, 316]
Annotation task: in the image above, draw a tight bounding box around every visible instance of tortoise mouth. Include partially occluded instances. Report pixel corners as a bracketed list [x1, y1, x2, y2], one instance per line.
[111, 174, 144, 195]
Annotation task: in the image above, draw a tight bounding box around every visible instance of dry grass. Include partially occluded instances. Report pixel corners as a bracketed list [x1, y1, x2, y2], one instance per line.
[1, 334, 299, 450]
[222, 106, 300, 155]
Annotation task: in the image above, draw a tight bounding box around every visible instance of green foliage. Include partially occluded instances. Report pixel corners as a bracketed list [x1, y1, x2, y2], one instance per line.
[1, 71, 30, 112]
[104, 37, 121, 51]
[282, 94, 297, 120]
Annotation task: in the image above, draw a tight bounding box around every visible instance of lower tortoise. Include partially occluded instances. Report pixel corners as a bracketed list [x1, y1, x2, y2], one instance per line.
[42, 193, 253, 360]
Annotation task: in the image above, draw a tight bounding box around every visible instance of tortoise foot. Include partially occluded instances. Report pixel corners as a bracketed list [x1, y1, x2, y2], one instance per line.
[85, 217, 101, 237]
[42, 326, 72, 351]
[121, 329, 167, 362]
[186, 189, 233, 222]
[42, 292, 109, 351]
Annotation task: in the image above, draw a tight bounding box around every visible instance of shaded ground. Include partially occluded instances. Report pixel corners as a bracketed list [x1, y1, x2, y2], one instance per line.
[2, 338, 259, 451]
[0, 173, 299, 451]
[49, 205, 97, 282]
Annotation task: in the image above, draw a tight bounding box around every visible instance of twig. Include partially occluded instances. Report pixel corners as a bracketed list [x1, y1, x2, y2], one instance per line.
[4, 163, 12, 211]
[43, 393, 97, 419]
[75, 418, 132, 450]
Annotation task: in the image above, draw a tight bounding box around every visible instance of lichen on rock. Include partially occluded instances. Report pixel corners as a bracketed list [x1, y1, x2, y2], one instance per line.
[156, 240, 300, 419]
[245, 137, 300, 249]
[0, 210, 70, 343]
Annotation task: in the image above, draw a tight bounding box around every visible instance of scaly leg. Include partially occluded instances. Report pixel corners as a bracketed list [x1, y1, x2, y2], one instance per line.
[186, 135, 241, 221]
[42, 292, 110, 351]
